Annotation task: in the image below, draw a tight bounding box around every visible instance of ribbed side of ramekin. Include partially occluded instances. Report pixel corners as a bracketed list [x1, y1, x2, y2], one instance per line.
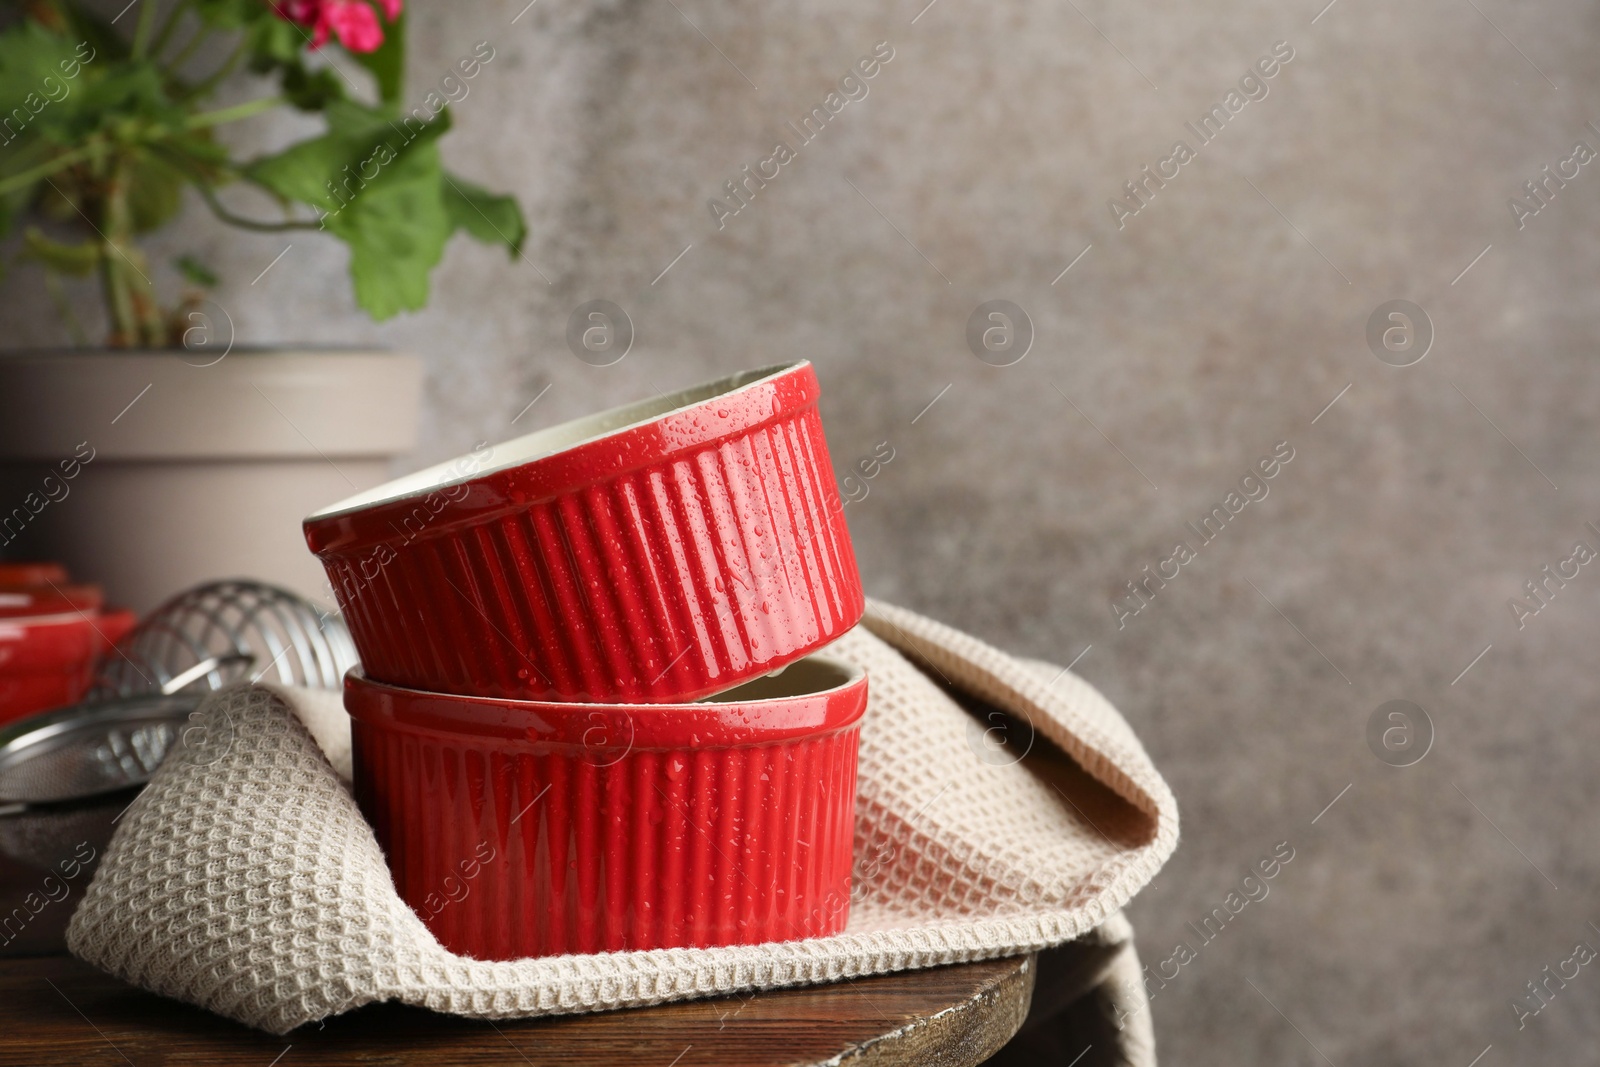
[322, 404, 863, 703]
[353, 723, 860, 960]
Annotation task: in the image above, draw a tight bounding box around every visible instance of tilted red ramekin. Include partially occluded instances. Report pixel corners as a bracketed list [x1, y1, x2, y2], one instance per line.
[346, 654, 866, 961]
[304, 362, 864, 703]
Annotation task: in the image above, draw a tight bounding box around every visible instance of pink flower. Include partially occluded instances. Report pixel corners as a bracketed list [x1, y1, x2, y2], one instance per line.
[273, 0, 320, 23]
[272, 0, 401, 54]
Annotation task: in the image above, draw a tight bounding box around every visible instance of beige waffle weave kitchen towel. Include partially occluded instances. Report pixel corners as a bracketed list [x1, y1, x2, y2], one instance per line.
[66, 599, 1178, 1039]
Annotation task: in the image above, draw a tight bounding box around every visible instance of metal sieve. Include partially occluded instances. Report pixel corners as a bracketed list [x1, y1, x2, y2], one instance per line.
[0, 695, 201, 810]
[0, 581, 358, 812]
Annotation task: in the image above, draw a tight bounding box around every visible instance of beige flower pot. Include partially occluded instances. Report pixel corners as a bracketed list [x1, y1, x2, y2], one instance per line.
[0, 351, 421, 613]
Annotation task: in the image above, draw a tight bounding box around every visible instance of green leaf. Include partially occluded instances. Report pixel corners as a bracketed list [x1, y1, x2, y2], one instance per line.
[193, 0, 273, 30]
[247, 99, 449, 209]
[0, 22, 172, 149]
[443, 171, 526, 257]
[21, 227, 99, 276]
[339, 159, 449, 318]
[57, 2, 130, 64]
[280, 61, 344, 111]
[246, 101, 456, 319]
[245, 17, 305, 73]
[175, 254, 218, 287]
[350, 11, 405, 106]
[0, 21, 82, 123]
[126, 148, 187, 232]
[239, 16, 347, 112]
[45, 61, 180, 145]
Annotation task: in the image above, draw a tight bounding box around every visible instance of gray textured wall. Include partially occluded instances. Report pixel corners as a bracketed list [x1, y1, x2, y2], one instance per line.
[9, 0, 1600, 1062]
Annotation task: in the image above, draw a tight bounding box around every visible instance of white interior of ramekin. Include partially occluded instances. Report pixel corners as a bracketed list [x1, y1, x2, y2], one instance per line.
[307, 362, 801, 520]
[694, 655, 862, 704]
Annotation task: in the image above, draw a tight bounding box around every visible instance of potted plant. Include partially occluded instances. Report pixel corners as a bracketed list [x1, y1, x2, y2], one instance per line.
[0, 0, 525, 610]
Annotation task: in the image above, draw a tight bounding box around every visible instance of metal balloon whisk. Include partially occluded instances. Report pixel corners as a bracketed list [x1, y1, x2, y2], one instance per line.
[90, 580, 359, 700]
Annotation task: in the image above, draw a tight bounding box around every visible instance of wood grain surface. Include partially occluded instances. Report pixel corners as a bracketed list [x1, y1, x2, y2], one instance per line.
[0, 952, 1034, 1067]
[0, 781, 1038, 1065]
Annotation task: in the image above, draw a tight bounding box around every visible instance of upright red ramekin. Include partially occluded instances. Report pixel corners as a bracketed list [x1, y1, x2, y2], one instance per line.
[305, 362, 864, 703]
[346, 655, 866, 961]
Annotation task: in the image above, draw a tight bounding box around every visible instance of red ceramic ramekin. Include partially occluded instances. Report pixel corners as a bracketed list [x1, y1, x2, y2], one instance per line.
[305, 362, 864, 703]
[346, 654, 866, 961]
[0, 585, 127, 725]
[0, 562, 69, 586]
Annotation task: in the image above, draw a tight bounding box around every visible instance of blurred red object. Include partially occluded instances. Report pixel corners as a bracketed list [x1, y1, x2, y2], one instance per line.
[0, 561, 69, 586]
[95, 607, 139, 652]
[0, 574, 137, 725]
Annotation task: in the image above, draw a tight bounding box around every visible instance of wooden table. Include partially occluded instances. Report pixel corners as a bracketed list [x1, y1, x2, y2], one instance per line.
[0, 794, 1061, 1066]
[0, 953, 1034, 1067]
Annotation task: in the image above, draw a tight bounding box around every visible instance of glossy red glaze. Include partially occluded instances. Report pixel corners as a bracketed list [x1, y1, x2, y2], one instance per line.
[305, 363, 864, 703]
[0, 584, 103, 617]
[0, 623, 95, 726]
[95, 607, 138, 651]
[345, 657, 866, 961]
[0, 586, 135, 724]
[0, 562, 69, 586]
